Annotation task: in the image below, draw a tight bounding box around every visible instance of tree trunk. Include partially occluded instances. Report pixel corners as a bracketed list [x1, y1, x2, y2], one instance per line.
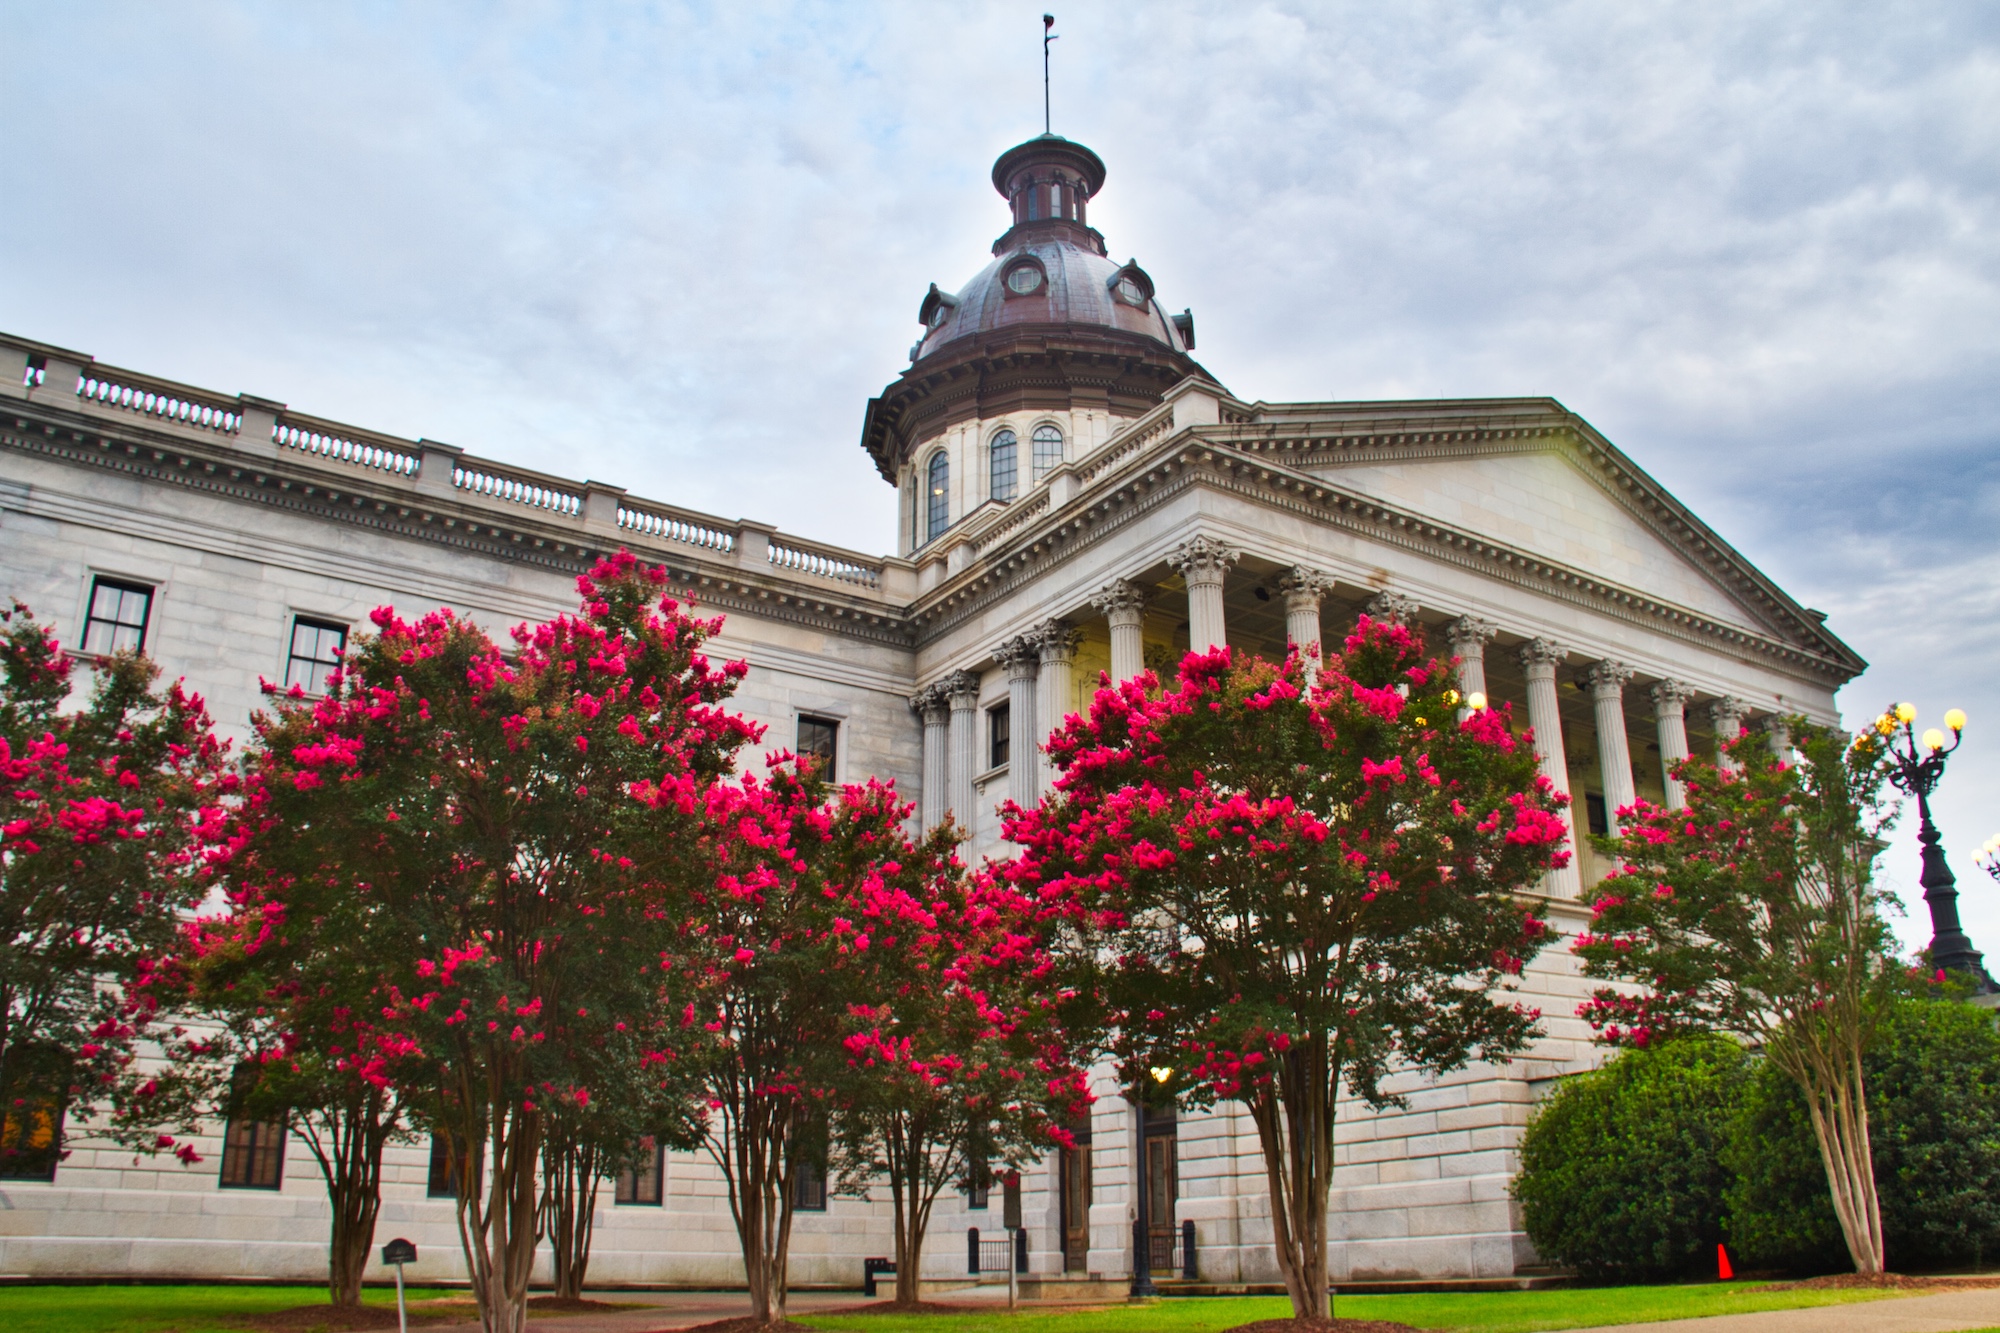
[1799, 1054, 1886, 1273]
[714, 1087, 801, 1327]
[298, 1085, 393, 1309]
[452, 1079, 545, 1333]
[1248, 1037, 1337, 1323]
[543, 1129, 605, 1300]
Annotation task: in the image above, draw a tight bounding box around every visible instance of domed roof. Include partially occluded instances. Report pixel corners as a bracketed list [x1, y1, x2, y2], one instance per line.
[913, 241, 1192, 361]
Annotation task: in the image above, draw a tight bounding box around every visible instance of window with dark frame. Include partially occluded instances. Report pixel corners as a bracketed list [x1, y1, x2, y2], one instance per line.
[925, 451, 951, 543]
[81, 577, 153, 656]
[1584, 792, 1609, 837]
[285, 617, 348, 696]
[217, 1066, 286, 1190]
[0, 1095, 62, 1181]
[427, 1134, 481, 1199]
[793, 1158, 828, 1211]
[797, 715, 839, 773]
[989, 701, 1010, 770]
[1031, 424, 1063, 481]
[615, 1137, 664, 1206]
[989, 430, 1018, 503]
[967, 1169, 990, 1210]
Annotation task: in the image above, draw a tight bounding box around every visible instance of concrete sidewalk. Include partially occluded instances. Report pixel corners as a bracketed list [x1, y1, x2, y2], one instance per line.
[1562, 1289, 2000, 1333]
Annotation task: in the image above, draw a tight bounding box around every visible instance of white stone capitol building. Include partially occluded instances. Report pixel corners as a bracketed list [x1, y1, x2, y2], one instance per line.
[0, 133, 1860, 1290]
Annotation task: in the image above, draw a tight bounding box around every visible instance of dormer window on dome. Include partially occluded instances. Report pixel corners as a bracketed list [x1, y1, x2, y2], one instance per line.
[1002, 259, 1047, 297]
[1108, 260, 1155, 308]
[918, 282, 959, 330]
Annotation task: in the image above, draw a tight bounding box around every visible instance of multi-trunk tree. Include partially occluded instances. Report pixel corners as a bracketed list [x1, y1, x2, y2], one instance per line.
[830, 856, 1094, 1306]
[0, 602, 223, 1177]
[1008, 621, 1568, 1322]
[1575, 719, 1907, 1274]
[190, 554, 755, 1333]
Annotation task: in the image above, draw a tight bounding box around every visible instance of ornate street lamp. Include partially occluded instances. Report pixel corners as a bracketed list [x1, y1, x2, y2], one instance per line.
[1130, 1062, 1173, 1300]
[1873, 703, 1991, 991]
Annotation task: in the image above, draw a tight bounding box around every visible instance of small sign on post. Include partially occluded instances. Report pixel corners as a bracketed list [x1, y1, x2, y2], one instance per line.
[381, 1238, 417, 1333]
[1002, 1170, 1023, 1309]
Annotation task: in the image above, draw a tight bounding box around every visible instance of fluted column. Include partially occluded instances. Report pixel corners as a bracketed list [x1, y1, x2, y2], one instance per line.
[946, 670, 980, 828]
[1447, 616, 1497, 710]
[1092, 580, 1147, 683]
[911, 685, 950, 829]
[1649, 679, 1695, 810]
[1519, 639, 1582, 898]
[1587, 661, 1637, 835]
[1170, 536, 1238, 653]
[1761, 715, 1792, 762]
[1365, 590, 1418, 627]
[1278, 566, 1332, 678]
[1037, 620, 1081, 793]
[1706, 696, 1747, 772]
[1648, 680, 1696, 804]
[998, 637, 1041, 808]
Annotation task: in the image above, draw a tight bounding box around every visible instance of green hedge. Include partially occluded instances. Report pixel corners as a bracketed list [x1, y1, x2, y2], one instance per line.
[1514, 1001, 2000, 1278]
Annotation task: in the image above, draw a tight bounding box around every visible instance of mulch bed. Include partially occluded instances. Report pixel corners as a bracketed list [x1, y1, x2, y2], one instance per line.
[1224, 1321, 1424, 1333]
[1762, 1273, 2000, 1291]
[1216, 1312, 1424, 1320]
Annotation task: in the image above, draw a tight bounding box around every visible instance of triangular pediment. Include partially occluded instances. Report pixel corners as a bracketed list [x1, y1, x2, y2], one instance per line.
[1299, 448, 1772, 635]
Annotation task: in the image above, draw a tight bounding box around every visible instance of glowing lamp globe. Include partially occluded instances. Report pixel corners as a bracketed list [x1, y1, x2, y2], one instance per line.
[1945, 708, 1968, 732]
[1922, 728, 1947, 752]
[1466, 691, 1488, 712]
[1895, 702, 1918, 724]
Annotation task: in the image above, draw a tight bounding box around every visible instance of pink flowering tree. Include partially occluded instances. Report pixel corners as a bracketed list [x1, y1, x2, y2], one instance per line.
[1574, 720, 1907, 1274]
[1008, 619, 1568, 1322]
[830, 858, 1095, 1307]
[0, 602, 222, 1176]
[645, 765, 966, 1326]
[192, 554, 757, 1333]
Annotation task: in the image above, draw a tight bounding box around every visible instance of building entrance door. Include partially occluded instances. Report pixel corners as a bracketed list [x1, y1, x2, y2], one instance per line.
[1059, 1128, 1092, 1273]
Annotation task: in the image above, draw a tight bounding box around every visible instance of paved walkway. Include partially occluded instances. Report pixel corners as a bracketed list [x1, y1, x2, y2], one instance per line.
[1563, 1289, 2000, 1333]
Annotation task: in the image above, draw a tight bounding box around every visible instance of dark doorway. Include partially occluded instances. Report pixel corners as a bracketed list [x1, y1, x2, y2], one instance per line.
[1059, 1124, 1092, 1272]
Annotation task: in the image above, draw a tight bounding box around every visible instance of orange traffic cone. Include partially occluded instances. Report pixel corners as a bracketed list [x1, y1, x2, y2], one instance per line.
[1718, 1244, 1735, 1280]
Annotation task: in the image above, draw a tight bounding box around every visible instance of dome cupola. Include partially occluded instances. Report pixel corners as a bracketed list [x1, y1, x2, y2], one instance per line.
[861, 135, 1217, 500]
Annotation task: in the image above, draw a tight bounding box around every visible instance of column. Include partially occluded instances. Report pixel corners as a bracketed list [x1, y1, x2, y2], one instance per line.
[1649, 679, 1694, 810]
[1447, 616, 1497, 707]
[1170, 536, 1237, 653]
[946, 670, 980, 828]
[911, 685, 949, 829]
[1365, 590, 1418, 626]
[1518, 639, 1582, 898]
[1587, 660, 1637, 836]
[1037, 620, 1081, 792]
[1761, 715, 1792, 762]
[999, 637, 1041, 808]
[1706, 696, 1747, 771]
[1277, 566, 1331, 678]
[1092, 580, 1147, 682]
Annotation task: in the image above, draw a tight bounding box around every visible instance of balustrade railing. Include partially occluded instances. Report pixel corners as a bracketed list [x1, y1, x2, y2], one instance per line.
[76, 369, 241, 435]
[617, 505, 736, 554]
[768, 537, 881, 589]
[966, 1227, 1028, 1275]
[273, 418, 419, 476]
[453, 462, 581, 516]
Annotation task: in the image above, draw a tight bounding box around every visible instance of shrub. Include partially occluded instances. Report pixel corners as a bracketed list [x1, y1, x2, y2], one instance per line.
[1514, 1035, 1750, 1279]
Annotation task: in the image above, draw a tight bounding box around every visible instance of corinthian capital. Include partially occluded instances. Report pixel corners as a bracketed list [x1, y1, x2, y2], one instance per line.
[945, 670, 981, 708]
[1036, 619, 1082, 663]
[1277, 566, 1333, 612]
[1585, 659, 1634, 699]
[1364, 591, 1418, 626]
[1517, 637, 1567, 672]
[1705, 695, 1747, 733]
[1091, 578, 1147, 621]
[996, 635, 1041, 678]
[1446, 615, 1498, 650]
[1168, 535, 1239, 584]
[1649, 678, 1696, 712]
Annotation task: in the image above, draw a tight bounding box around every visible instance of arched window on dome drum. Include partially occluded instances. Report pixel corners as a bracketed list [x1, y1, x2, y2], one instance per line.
[990, 430, 1018, 504]
[925, 450, 950, 543]
[1031, 424, 1064, 481]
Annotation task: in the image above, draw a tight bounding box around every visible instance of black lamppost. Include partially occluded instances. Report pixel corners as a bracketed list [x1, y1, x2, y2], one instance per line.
[1129, 1063, 1172, 1300]
[1876, 702, 1991, 991]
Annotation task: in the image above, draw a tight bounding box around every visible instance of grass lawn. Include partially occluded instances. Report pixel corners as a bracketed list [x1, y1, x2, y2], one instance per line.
[797, 1282, 1922, 1333]
[0, 1282, 453, 1333]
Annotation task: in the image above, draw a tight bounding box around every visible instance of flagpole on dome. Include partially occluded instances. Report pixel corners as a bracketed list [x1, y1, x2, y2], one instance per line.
[1043, 14, 1058, 135]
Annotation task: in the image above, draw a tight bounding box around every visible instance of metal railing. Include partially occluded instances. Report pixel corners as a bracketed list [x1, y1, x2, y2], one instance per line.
[1139, 1219, 1197, 1280]
[966, 1226, 1028, 1274]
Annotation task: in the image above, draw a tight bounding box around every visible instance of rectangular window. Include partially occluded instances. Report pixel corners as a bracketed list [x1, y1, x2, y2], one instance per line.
[428, 1134, 481, 1199]
[1584, 792, 1609, 837]
[217, 1066, 286, 1191]
[615, 1136, 664, 1206]
[968, 1172, 990, 1210]
[797, 715, 839, 773]
[793, 1158, 828, 1212]
[0, 1096, 62, 1181]
[81, 577, 153, 656]
[285, 617, 348, 696]
[989, 701, 1010, 770]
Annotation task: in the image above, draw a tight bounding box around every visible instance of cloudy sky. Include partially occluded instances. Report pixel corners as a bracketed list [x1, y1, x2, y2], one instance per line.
[5, 1, 1997, 955]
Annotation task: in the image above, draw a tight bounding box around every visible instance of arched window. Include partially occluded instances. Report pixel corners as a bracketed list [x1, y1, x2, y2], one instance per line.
[1031, 424, 1064, 481]
[925, 451, 950, 543]
[990, 430, 1018, 503]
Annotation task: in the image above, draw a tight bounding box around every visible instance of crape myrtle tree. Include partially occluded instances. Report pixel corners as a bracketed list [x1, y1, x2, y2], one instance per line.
[831, 856, 1095, 1307]
[1575, 720, 1907, 1274]
[645, 764, 972, 1327]
[1007, 620, 1569, 1322]
[194, 554, 756, 1333]
[0, 602, 223, 1175]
